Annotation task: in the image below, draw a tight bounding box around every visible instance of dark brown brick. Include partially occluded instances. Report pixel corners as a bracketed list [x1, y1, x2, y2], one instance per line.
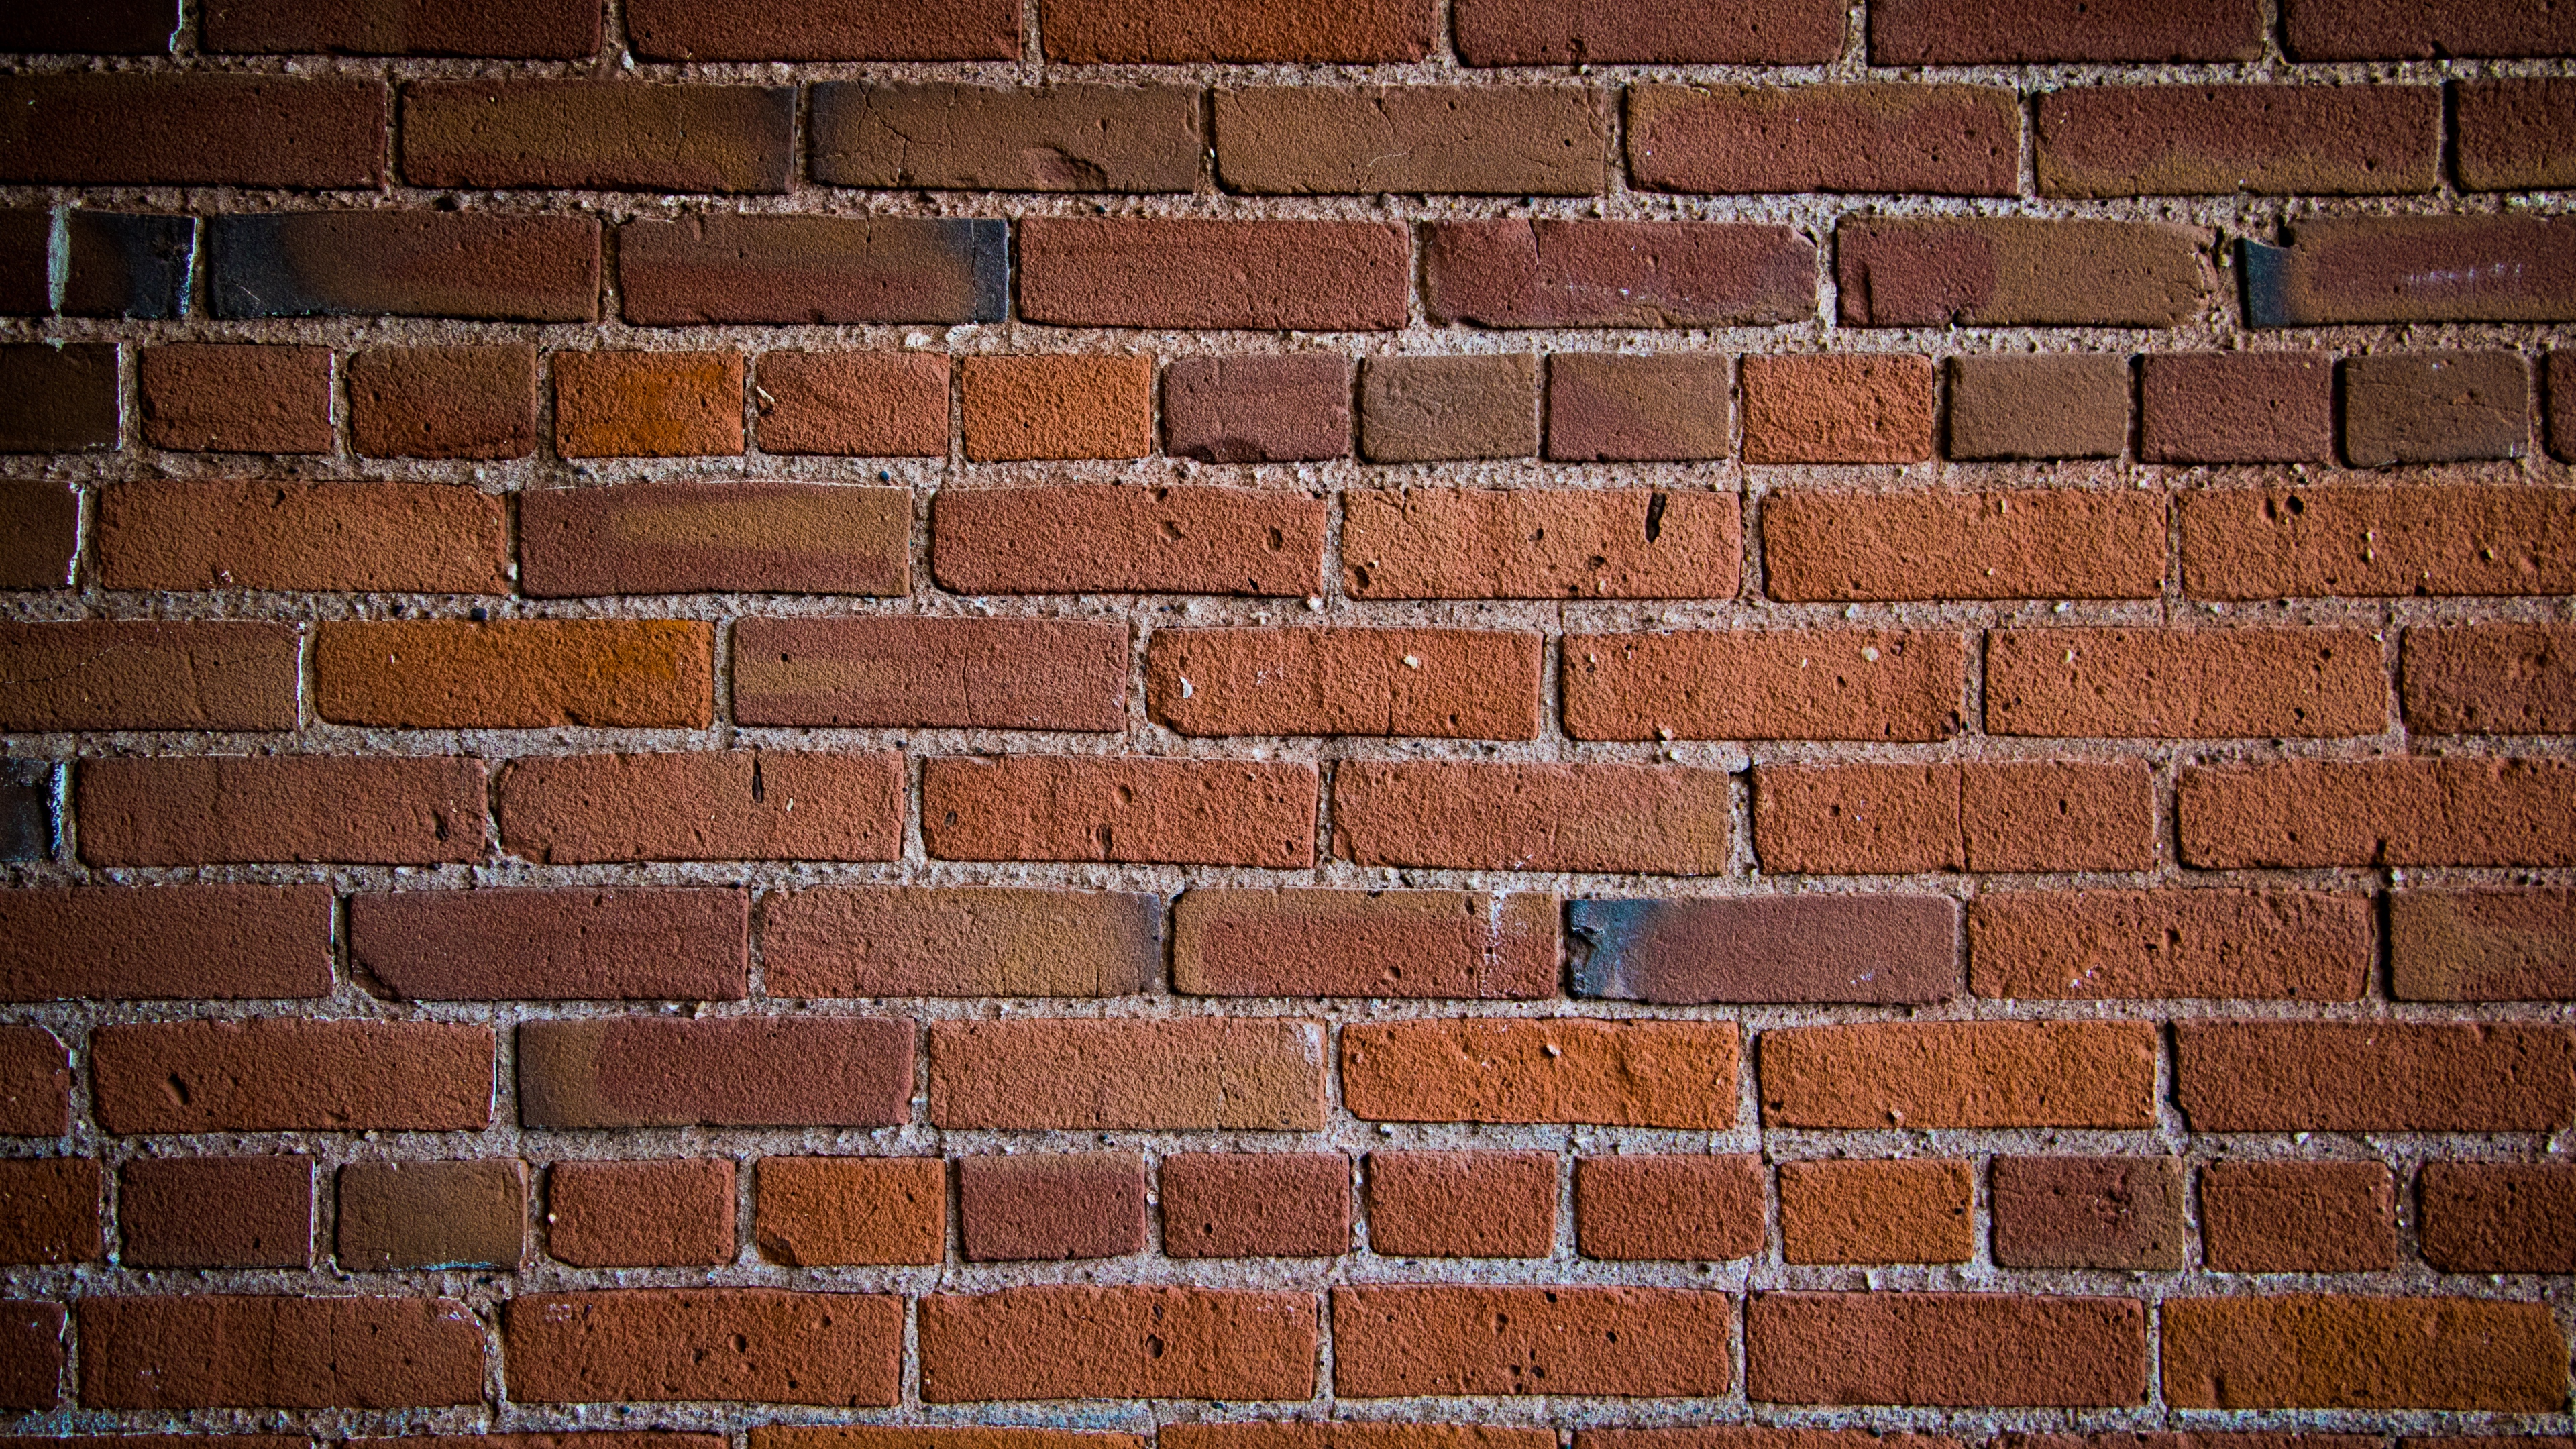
[1041, 0, 1432, 61]
[315, 619, 714, 728]
[1161, 1154, 1351, 1258]
[2284, 0, 2576, 58]
[1946, 356, 2131, 460]
[2244, 216, 2576, 326]
[1747, 1293, 2148, 1405]
[1218, 86, 1607, 195]
[1431, 221, 1810, 328]
[0, 343, 116, 453]
[2418, 1163, 2576, 1273]
[2555, 351, 2576, 462]
[814, 83, 1199, 191]
[2174, 1021, 2576, 1132]
[1631, 85, 2019, 196]
[39, 210, 195, 319]
[98, 479, 509, 594]
[203, 0, 600, 55]
[2178, 758, 2576, 868]
[629, 0, 1018, 58]
[0, 1, 178, 53]
[2037, 86, 2440, 197]
[763, 886, 1157, 998]
[2404, 623, 2575, 735]
[2141, 353, 2335, 463]
[337, 1159, 525, 1270]
[549, 1159, 737, 1268]
[0, 1028, 69, 1137]
[2163, 1294, 2563, 1409]
[0, 885, 331, 1002]
[79, 1296, 484, 1408]
[1990, 1156, 2182, 1270]
[2200, 1161, 2396, 1273]
[2182, 482, 2576, 600]
[1164, 356, 1352, 462]
[2458, 78, 2576, 190]
[91, 1019, 494, 1134]
[497, 751, 902, 865]
[0, 759, 47, 863]
[78, 756, 486, 867]
[404, 81, 791, 192]
[757, 351, 949, 456]
[2343, 352, 2529, 466]
[755, 1157, 944, 1266]
[0, 1303, 58, 1407]
[0, 74, 386, 186]
[505, 1290, 901, 1407]
[352, 888, 746, 1002]
[120, 1157, 313, 1269]
[1841, 218, 2214, 329]
[1344, 486, 1739, 600]
[0, 481, 76, 588]
[1017, 219, 1409, 331]
[934, 484, 1329, 596]
[1546, 354, 1733, 462]
[1334, 1285, 1733, 1397]
[350, 345, 538, 458]
[518, 1017, 912, 1128]
[1360, 355, 1538, 462]
[621, 215, 1004, 325]
[959, 1153, 1148, 1261]
[1458, 0, 1844, 62]
[920, 1286, 1317, 1401]
[139, 344, 333, 454]
[1870, 0, 2261, 61]
[1171, 888, 1555, 999]
[523, 482, 910, 598]
[2392, 888, 2576, 1002]
[0, 1157, 100, 1263]
[1569, 895, 1958, 1005]
[1576, 1155, 1764, 1263]
[1969, 890, 2372, 1001]
[1366, 1150, 1556, 1258]
[212, 213, 600, 323]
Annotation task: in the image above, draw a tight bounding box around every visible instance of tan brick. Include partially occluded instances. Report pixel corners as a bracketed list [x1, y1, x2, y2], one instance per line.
[1217, 86, 1607, 195]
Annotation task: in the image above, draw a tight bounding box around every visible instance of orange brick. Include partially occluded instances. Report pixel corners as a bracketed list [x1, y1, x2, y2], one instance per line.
[1986, 627, 2388, 738]
[554, 351, 745, 458]
[1334, 1285, 1734, 1396]
[1342, 1018, 1737, 1128]
[2179, 758, 2576, 867]
[961, 354, 1154, 461]
[735, 616, 1127, 730]
[1147, 627, 1544, 738]
[2163, 1295, 2564, 1410]
[1342, 487, 1739, 600]
[91, 1019, 493, 1134]
[1748, 1293, 2147, 1406]
[755, 351, 948, 455]
[76, 755, 488, 867]
[497, 751, 902, 863]
[1740, 354, 1935, 464]
[1760, 1022, 2158, 1128]
[1565, 629, 1965, 741]
[929, 1018, 1327, 1130]
[315, 620, 714, 728]
[504, 1290, 900, 1406]
[1574, 1155, 1764, 1262]
[1778, 1159, 1972, 1265]
[1764, 487, 2166, 602]
[753, 1157, 944, 1266]
[919, 1287, 1317, 1401]
[1333, 761, 1731, 874]
[1169, 888, 1557, 998]
[1752, 761, 2156, 873]
[1968, 890, 2373, 1000]
[78, 1295, 484, 1408]
[2181, 482, 2576, 600]
[924, 755, 1317, 867]
[97, 480, 510, 594]
[548, 1159, 737, 1269]
[1365, 1151, 1556, 1258]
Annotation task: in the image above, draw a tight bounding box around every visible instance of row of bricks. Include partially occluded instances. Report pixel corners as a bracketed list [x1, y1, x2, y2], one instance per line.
[2, 1281, 2569, 1409]
[3, 210, 2571, 337]
[3, 1148, 2568, 1273]
[2, 880, 2567, 1004]
[13, 341, 2576, 467]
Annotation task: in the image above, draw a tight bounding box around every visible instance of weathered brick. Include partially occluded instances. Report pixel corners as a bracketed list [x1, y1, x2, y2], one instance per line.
[621, 215, 1004, 325]
[139, 343, 332, 454]
[211, 213, 602, 322]
[1870, 0, 2261, 61]
[1334, 761, 1732, 875]
[755, 350, 945, 455]
[2037, 86, 2440, 197]
[2200, 1161, 2396, 1273]
[1748, 1293, 2148, 1406]
[1458, 0, 1843, 62]
[0, 759, 48, 863]
[1837, 219, 2214, 328]
[518, 1018, 911, 1129]
[1344, 486, 1739, 599]
[2163, 1295, 2564, 1409]
[0, 1, 176, 52]
[0, 885, 330, 1002]
[920, 1287, 1317, 1401]
[1570, 894, 1958, 1005]
[1780, 1159, 1972, 1265]
[628, 0, 1018, 58]
[2418, 1163, 2576, 1273]
[555, 351, 744, 458]
[1546, 354, 1733, 461]
[1990, 1156, 2184, 1270]
[765, 887, 1157, 998]
[737, 617, 1124, 730]
[523, 482, 908, 598]
[92, 1020, 492, 1134]
[2142, 352, 2337, 463]
[80, 1296, 483, 1408]
[2458, 78, 2576, 190]
[0, 1302, 60, 1409]
[924, 756, 1318, 867]
[2178, 758, 2576, 868]
[2192, 481, 2576, 600]
[1335, 1285, 1733, 1396]
[1366, 1150, 1556, 1258]
[962, 354, 1154, 460]
[1176, 1427, 1548, 1449]
[1148, 627, 1543, 739]
[315, 619, 714, 728]
[1161, 1154, 1351, 1258]
[549, 1159, 735, 1268]
[505, 1291, 901, 1406]
[1762, 1022, 2158, 1128]
[0, 343, 117, 453]
[100, 480, 508, 594]
[1987, 626, 2387, 739]
[1361, 355, 1540, 462]
[1583, 1430, 1968, 1449]
[351, 345, 539, 458]
[1766, 488, 2161, 602]
[1575, 1155, 1764, 1262]
[119, 1156, 313, 1269]
[928, 1018, 1327, 1130]
[203, 0, 599, 54]
[814, 83, 1199, 191]
[2404, 624, 2575, 734]
[1342, 1019, 1737, 1128]
[1567, 629, 1964, 742]
[1631, 85, 2019, 196]
[1754, 760, 2155, 874]
[54, 210, 194, 319]
[1945, 356, 2132, 460]
[0, 481, 76, 588]
[1041, 0, 1432, 61]
[1741, 354, 1934, 464]
[402, 81, 793, 192]
[1218, 87, 1607, 195]
[1970, 890, 2371, 1001]
[78, 756, 486, 867]
[0, 74, 385, 186]
[0, 621, 297, 733]
[2174, 1021, 2576, 1132]
[1172, 888, 1556, 999]
[1164, 356, 1351, 462]
[353, 888, 747, 1001]
[1432, 222, 1809, 329]
[2342, 352, 2530, 466]
[0, 1157, 100, 1263]
[2392, 888, 2576, 1002]
[762, 1432, 1136, 1449]
[337, 1159, 525, 1270]
[0, 1028, 69, 1137]
[959, 1152, 1147, 1261]
[1017, 219, 1409, 330]
[2243, 217, 2576, 326]
[935, 484, 1330, 596]
[2284, 0, 2576, 58]
[754, 1157, 944, 1266]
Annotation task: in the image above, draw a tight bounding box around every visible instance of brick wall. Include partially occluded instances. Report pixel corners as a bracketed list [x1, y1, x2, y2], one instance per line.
[0, 0, 2572, 1434]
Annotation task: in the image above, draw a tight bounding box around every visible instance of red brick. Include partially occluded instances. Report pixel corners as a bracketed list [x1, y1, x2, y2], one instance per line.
[2181, 483, 2576, 600]
[1342, 1019, 1738, 1128]
[2404, 624, 2574, 734]
[548, 1159, 735, 1268]
[929, 1018, 1327, 1130]
[1748, 1293, 2147, 1406]
[351, 345, 539, 458]
[99, 480, 509, 594]
[1217, 87, 1607, 195]
[2178, 758, 2576, 868]
[1990, 1156, 2184, 1270]
[80, 1296, 482, 1408]
[403, 81, 791, 192]
[0, 885, 331, 1002]
[1755, 760, 2155, 873]
[203, 0, 598, 54]
[1546, 354, 1735, 461]
[1947, 356, 2134, 459]
[959, 1152, 1147, 1261]
[1171, 888, 1556, 999]
[754, 1157, 944, 1267]
[0, 481, 76, 588]
[0, 1, 176, 52]
[2174, 1021, 2576, 1132]
[1161, 1154, 1351, 1258]
[2163, 1295, 2564, 1409]
[517, 1017, 911, 1129]
[756, 352, 947, 456]
[0, 1302, 60, 1409]
[212, 213, 602, 323]
[935, 484, 1329, 596]
[1334, 761, 1731, 875]
[621, 215, 1003, 325]
[1970, 890, 2371, 1001]
[1870, 0, 2261, 61]
[2141, 354, 2335, 463]
[0, 1028, 68, 1137]
[352, 888, 745, 1001]
[1766, 488, 2161, 602]
[1575, 1155, 1763, 1262]
[1987, 626, 2387, 739]
[924, 755, 1317, 867]
[814, 83, 1200, 191]
[337, 1159, 526, 1270]
[1630, 85, 2019, 196]
[2419, 1163, 2576, 1273]
[1366, 1151, 1556, 1258]
[2244, 216, 2576, 325]
[1762, 1022, 2159, 1128]
[315, 619, 714, 728]
[1343, 486, 1739, 599]
[140, 343, 332, 453]
[554, 351, 744, 458]
[0, 1158, 99, 1263]
[2392, 888, 2576, 1001]
[1568, 629, 1964, 742]
[1457, 0, 1843, 62]
[1017, 219, 1409, 330]
[2200, 1161, 2397, 1273]
[506, 1290, 900, 1406]
[1041, 0, 1430, 60]
[2458, 78, 2576, 190]
[1780, 1159, 1972, 1265]
[1431, 221, 1811, 328]
[77, 756, 487, 867]
[745, 617, 1123, 730]
[522, 482, 908, 598]
[0, 343, 118, 453]
[93, 1020, 491, 1134]
[764, 886, 1157, 998]
[1741, 354, 1935, 464]
[629, 0, 1018, 58]
[1837, 219, 2216, 328]
[499, 751, 899, 865]
[1148, 627, 1542, 739]
[0, 74, 385, 187]
[761, 1432, 1137, 1449]
[922, 1287, 1316, 1401]
[1334, 1285, 1733, 1397]
[2343, 352, 2530, 466]
[962, 354, 1155, 460]
[1361, 355, 1539, 462]
[119, 1156, 313, 1269]
[2037, 86, 2438, 197]
[2284, 0, 2576, 58]
[1583, 1431, 1967, 1449]
[1163, 356, 1352, 462]
[1569, 894, 1959, 1005]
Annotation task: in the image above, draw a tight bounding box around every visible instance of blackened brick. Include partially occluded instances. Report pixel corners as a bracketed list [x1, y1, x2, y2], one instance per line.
[203, 0, 598, 55]
[211, 212, 600, 323]
[621, 215, 1004, 325]
[1570, 896, 1959, 1005]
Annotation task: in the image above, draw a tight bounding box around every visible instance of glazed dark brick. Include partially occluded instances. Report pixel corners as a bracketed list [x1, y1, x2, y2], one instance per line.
[1569, 895, 1959, 1005]
[0, 74, 386, 186]
[0, 0, 176, 52]
[0, 885, 331, 1001]
[1161, 1154, 1351, 1258]
[60, 211, 194, 319]
[0, 343, 118, 453]
[1171, 888, 1556, 999]
[0, 759, 48, 861]
[0, 481, 75, 587]
[78, 755, 486, 867]
[1430, 221, 1811, 329]
[629, 0, 1018, 58]
[2404, 624, 2576, 735]
[1016, 219, 1409, 331]
[755, 1157, 945, 1267]
[1366, 1151, 1557, 1258]
[120, 1157, 313, 1269]
[352, 888, 747, 1002]
[2392, 888, 2576, 1002]
[402, 81, 794, 193]
[1164, 356, 1352, 462]
[524, 482, 910, 598]
[2243, 217, 2576, 326]
[934, 484, 1329, 596]
[211, 213, 602, 322]
[91, 1019, 494, 1134]
[0, 1027, 70, 1137]
[1747, 1293, 2148, 1406]
[1839, 219, 2215, 327]
[1575, 1155, 1764, 1262]
[1334, 1284, 1734, 1397]
[2457, 79, 2576, 190]
[78, 1295, 485, 1408]
[1456, 0, 1843, 62]
[1, 621, 297, 732]
[2036, 86, 2440, 197]
[2174, 1021, 2576, 1131]
[757, 352, 949, 455]
[1546, 354, 1733, 462]
[1217, 86, 1608, 196]
[1360, 355, 1540, 462]
[2341, 352, 2529, 466]
[337, 1159, 526, 1271]
[1630, 85, 2019, 196]
[97, 479, 510, 594]
[140, 343, 332, 454]
[2162, 1294, 2563, 1409]
[1946, 356, 2131, 460]
[205, 0, 594, 52]
[1040, 0, 1432, 62]
[2140, 354, 2334, 464]
[518, 1017, 912, 1128]
[0, 1157, 100, 1263]
[505, 1290, 901, 1407]
[2284, 0, 2576, 58]
[816, 83, 1197, 191]
[1870, 0, 2262, 61]
[549, 1159, 737, 1268]
[958, 1153, 1148, 1261]
[2417, 1163, 2576, 1273]
[621, 216, 1004, 325]
[350, 345, 539, 458]
[2200, 1161, 2397, 1273]
[1990, 1157, 2182, 1270]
